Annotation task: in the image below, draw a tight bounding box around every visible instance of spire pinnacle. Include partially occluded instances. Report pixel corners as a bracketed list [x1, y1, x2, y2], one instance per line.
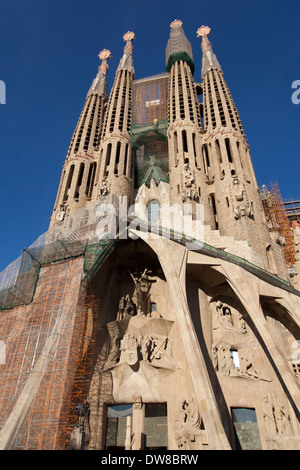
[166, 19, 194, 73]
[87, 49, 112, 98]
[197, 25, 222, 78]
[116, 31, 135, 76]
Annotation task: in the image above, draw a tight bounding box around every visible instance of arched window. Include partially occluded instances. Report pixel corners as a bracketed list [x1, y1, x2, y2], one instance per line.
[147, 200, 160, 225]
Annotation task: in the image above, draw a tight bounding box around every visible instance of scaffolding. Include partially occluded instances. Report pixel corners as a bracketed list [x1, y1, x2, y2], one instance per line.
[260, 182, 295, 268]
[0, 225, 118, 449]
[283, 199, 300, 225]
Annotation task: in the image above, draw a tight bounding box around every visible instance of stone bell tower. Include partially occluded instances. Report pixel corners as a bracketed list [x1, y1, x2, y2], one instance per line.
[93, 32, 135, 207]
[50, 49, 112, 226]
[197, 26, 287, 276]
[166, 20, 215, 225]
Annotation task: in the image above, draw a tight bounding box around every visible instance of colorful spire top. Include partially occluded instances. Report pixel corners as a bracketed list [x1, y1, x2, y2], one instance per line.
[87, 49, 112, 98]
[170, 19, 183, 30]
[197, 25, 222, 78]
[117, 31, 135, 76]
[166, 19, 194, 73]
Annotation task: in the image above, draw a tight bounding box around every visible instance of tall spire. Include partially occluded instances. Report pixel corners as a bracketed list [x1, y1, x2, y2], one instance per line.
[197, 26, 221, 78]
[116, 31, 135, 77]
[166, 19, 194, 73]
[87, 49, 112, 99]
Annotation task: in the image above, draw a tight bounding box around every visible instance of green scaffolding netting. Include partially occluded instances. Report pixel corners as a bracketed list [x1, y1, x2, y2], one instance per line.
[81, 238, 116, 288]
[0, 239, 88, 310]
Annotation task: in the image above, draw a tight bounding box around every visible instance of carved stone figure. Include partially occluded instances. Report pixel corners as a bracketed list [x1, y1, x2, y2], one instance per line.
[212, 344, 269, 381]
[261, 396, 292, 436]
[175, 398, 203, 449]
[181, 163, 197, 202]
[117, 294, 136, 321]
[234, 203, 253, 220]
[119, 334, 139, 366]
[98, 177, 109, 198]
[116, 330, 176, 370]
[214, 301, 247, 334]
[130, 269, 152, 316]
[238, 350, 260, 379]
[233, 176, 244, 201]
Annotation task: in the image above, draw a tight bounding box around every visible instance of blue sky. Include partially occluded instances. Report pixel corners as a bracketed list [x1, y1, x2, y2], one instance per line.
[0, 0, 299, 272]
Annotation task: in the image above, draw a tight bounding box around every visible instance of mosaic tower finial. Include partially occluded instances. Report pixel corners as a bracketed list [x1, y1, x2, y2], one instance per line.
[197, 25, 221, 78]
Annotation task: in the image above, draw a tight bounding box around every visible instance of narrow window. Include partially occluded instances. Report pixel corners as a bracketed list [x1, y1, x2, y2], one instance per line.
[85, 162, 97, 198]
[105, 143, 112, 176]
[182, 130, 188, 153]
[124, 143, 129, 176]
[74, 162, 85, 199]
[63, 164, 74, 202]
[210, 193, 218, 229]
[115, 142, 121, 175]
[225, 138, 233, 163]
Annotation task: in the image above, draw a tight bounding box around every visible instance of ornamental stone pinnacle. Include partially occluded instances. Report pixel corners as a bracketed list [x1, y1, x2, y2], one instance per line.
[87, 48, 112, 98]
[117, 31, 135, 76]
[196, 25, 211, 38]
[170, 19, 183, 30]
[196, 25, 222, 77]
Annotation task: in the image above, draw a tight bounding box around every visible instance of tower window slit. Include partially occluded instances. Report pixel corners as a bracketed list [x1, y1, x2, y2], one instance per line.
[63, 164, 75, 202]
[85, 162, 97, 198]
[74, 162, 85, 199]
[225, 138, 233, 163]
[105, 143, 112, 175]
[115, 142, 121, 175]
[202, 144, 210, 171]
[182, 130, 188, 153]
[124, 143, 129, 176]
[210, 193, 218, 229]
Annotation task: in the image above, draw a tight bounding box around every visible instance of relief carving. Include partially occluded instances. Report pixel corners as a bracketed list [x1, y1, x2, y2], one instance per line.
[117, 269, 161, 321]
[181, 164, 198, 202]
[212, 343, 270, 381]
[233, 176, 244, 201]
[234, 203, 253, 220]
[98, 177, 110, 198]
[117, 331, 176, 370]
[215, 301, 247, 334]
[174, 398, 205, 449]
[261, 395, 292, 436]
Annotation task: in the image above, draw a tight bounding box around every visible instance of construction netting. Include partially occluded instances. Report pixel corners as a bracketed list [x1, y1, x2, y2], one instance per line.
[132, 73, 169, 187]
[0, 238, 87, 310]
[0, 232, 116, 310]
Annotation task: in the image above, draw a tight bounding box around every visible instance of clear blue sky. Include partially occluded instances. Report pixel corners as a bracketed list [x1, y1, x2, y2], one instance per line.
[0, 0, 299, 272]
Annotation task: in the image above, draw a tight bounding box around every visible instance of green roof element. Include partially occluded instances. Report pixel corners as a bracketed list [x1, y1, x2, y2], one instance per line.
[165, 52, 195, 75]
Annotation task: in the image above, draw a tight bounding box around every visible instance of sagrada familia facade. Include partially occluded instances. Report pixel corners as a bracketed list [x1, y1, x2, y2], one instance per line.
[0, 20, 299, 451]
